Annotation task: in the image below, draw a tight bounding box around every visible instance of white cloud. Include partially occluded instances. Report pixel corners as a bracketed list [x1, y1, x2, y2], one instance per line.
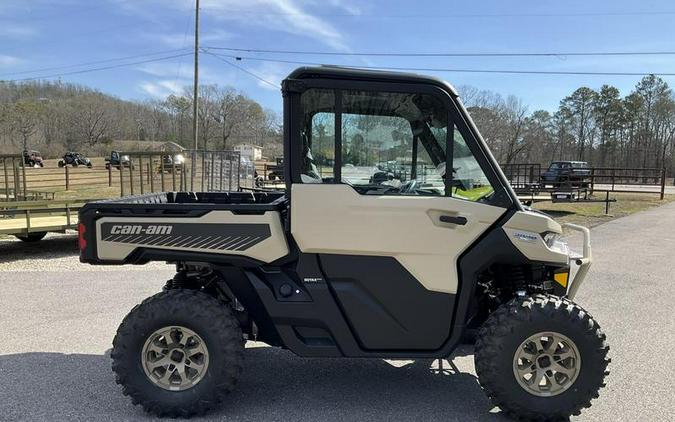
[136, 62, 193, 79]
[0, 54, 21, 67]
[139, 79, 185, 98]
[159, 0, 352, 51]
[247, 62, 286, 90]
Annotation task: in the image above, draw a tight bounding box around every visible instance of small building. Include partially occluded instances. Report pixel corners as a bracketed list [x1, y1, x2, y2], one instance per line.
[234, 144, 263, 161]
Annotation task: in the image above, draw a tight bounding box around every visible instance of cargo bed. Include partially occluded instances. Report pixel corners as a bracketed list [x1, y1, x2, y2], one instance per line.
[79, 191, 289, 266]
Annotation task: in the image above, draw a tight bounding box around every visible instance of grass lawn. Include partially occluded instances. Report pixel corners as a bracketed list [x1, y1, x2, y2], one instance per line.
[532, 192, 675, 230]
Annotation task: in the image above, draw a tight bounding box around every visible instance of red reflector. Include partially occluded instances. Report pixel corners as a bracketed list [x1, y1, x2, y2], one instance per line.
[78, 223, 87, 251]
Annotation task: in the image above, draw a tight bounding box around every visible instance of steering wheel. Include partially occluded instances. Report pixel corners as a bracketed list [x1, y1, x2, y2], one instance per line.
[399, 180, 419, 194]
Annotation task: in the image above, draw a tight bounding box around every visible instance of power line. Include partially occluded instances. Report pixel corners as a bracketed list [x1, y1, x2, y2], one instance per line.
[204, 46, 675, 58]
[205, 51, 675, 77]
[0, 49, 191, 77]
[204, 51, 278, 88]
[5, 52, 193, 82]
[193, 9, 675, 18]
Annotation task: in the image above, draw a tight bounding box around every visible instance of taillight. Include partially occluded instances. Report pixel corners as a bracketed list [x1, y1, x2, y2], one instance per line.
[78, 223, 87, 251]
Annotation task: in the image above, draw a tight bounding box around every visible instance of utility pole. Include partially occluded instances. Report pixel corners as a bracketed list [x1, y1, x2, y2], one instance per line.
[190, 0, 199, 190]
[192, 0, 199, 151]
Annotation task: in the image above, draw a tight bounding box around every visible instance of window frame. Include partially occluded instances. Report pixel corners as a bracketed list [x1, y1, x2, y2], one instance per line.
[287, 78, 513, 207]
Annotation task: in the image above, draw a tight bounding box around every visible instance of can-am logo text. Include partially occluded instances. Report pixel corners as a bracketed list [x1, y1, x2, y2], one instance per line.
[109, 225, 173, 235]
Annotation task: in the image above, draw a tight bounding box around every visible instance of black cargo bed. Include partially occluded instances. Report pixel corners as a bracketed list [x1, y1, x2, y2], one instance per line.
[85, 191, 287, 213]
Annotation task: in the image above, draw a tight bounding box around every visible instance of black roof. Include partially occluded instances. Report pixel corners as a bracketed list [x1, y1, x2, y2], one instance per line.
[285, 66, 459, 97]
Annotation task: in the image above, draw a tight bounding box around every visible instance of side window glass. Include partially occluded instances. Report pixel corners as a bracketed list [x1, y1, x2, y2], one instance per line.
[451, 130, 495, 202]
[300, 89, 335, 183]
[340, 90, 446, 196]
[341, 113, 414, 187]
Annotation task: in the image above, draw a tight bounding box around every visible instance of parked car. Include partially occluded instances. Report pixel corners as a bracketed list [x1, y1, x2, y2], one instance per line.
[105, 151, 132, 170]
[22, 150, 44, 167]
[540, 161, 591, 186]
[58, 152, 92, 168]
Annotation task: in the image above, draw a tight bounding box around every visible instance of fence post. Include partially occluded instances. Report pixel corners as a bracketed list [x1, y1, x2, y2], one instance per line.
[3, 158, 9, 202]
[138, 155, 143, 195]
[611, 168, 615, 192]
[200, 151, 206, 191]
[237, 154, 241, 191]
[129, 160, 135, 195]
[119, 161, 125, 197]
[65, 166, 70, 191]
[12, 158, 20, 201]
[589, 168, 595, 194]
[148, 161, 154, 192]
[660, 168, 666, 200]
[160, 155, 166, 192]
[108, 163, 112, 187]
[21, 158, 27, 199]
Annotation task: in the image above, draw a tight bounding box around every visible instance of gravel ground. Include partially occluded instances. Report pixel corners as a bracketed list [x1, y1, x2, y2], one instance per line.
[1, 202, 675, 421]
[0, 231, 171, 272]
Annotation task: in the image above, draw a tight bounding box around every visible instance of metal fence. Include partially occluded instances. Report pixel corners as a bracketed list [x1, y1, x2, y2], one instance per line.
[501, 163, 667, 200]
[116, 150, 253, 196]
[0, 150, 253, 202]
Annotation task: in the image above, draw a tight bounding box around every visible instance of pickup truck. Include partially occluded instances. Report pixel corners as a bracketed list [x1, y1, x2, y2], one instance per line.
[540, 160, 591, 187]
[78, 66, 607, 420]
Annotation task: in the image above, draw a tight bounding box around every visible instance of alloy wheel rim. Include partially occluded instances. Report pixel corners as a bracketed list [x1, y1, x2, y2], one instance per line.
[512, 331, 580, 397]
[141, 326, 209, 391]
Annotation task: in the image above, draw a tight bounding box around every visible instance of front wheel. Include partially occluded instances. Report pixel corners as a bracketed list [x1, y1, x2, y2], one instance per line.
[475, 294, 609, 421]
[112, 289, 244, 417]
[15, 232, 47, 242]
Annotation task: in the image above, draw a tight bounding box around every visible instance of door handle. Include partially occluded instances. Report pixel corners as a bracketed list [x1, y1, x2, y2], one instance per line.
[439, 215, 468, 225]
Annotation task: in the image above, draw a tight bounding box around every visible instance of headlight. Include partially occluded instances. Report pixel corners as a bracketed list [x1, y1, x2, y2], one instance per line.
[542, 232, 561, 248]
[173, 154, 185, 163]
[122, 155, 129, 160]
[542, 231, 569, 255]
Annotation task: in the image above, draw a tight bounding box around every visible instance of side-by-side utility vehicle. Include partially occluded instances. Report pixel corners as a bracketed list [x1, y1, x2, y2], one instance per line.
[79, 67, 609, 420]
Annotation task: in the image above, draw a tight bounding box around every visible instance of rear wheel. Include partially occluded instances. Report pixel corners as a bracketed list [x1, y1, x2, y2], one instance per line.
[112, 289, 244, 417]
[475, 294, 609, 421]
[15, 232, 47, 242]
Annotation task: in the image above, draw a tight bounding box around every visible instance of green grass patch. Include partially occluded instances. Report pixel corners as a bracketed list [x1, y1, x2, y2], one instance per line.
[533, 192, 675, 229]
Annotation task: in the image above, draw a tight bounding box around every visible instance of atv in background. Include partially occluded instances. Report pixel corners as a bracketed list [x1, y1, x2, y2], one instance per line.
[22, 150, 44, 167]
[105, 151, 132, 170]
[266, 157, 284, 180]
[160, 153, 185, 172]
[58, 152, 92, 168]
[541, 161, 591, 187]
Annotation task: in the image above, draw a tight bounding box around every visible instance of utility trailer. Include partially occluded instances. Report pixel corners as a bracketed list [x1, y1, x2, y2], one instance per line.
[78, 67, 608, 420]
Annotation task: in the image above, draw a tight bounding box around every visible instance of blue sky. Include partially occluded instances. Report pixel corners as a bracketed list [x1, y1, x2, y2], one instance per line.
[1, 0, 675, 114]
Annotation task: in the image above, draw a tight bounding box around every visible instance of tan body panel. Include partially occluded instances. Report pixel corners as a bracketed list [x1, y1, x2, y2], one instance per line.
[291, 184, 505, 294]
[503, 211, 568, 264]
[96, 210, 289, 263]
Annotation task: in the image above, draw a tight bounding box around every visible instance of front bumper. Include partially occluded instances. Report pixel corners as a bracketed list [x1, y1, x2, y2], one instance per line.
[562, 223, 592, 300]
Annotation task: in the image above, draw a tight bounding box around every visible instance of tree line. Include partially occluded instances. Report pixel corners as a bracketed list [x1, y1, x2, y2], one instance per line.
[0, 80, 282, 158]
[2, 75, 674, 176]
[460, 74, 675, 175]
